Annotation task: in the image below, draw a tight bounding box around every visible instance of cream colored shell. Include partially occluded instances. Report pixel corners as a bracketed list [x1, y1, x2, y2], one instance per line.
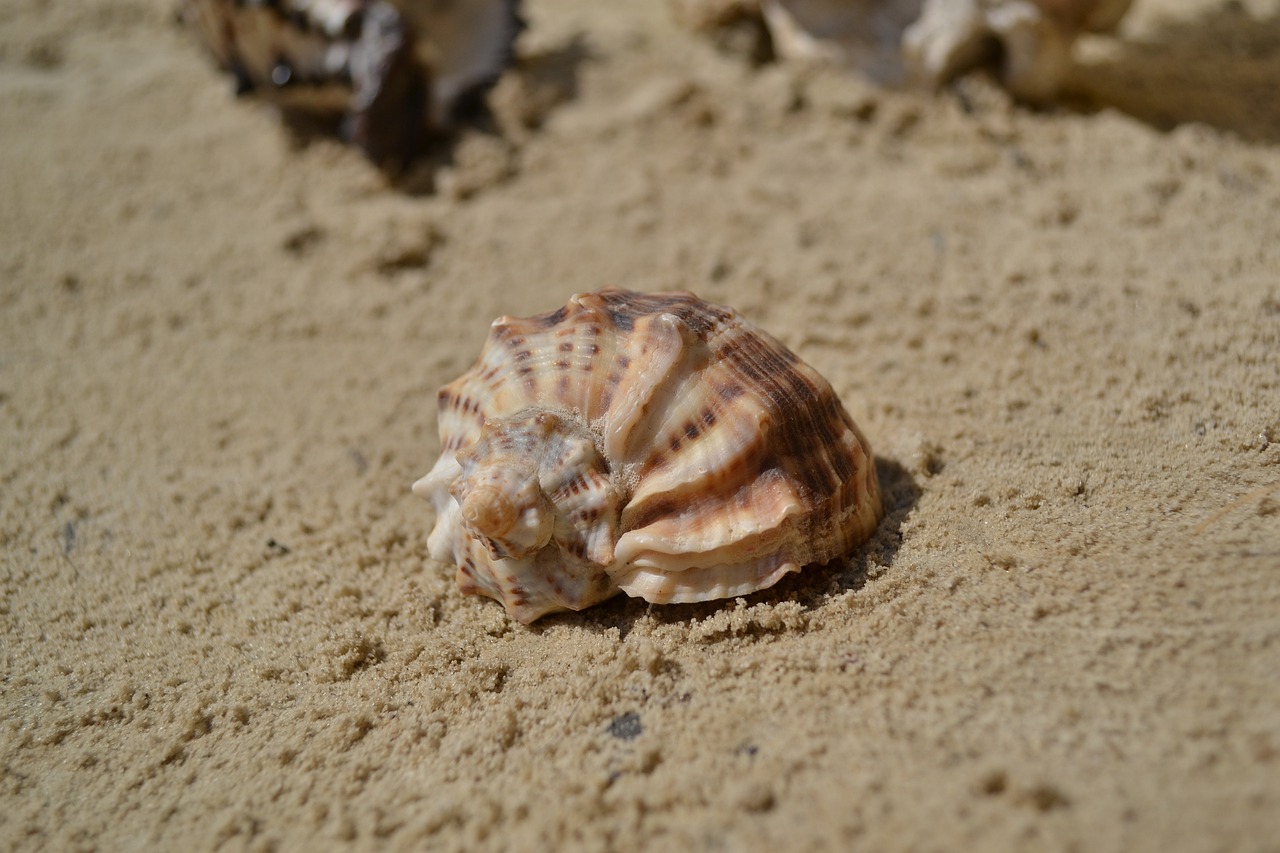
[903, 0, 1133, 101]
[414, 288, 882, 623]
[671, 0, 1132, 100]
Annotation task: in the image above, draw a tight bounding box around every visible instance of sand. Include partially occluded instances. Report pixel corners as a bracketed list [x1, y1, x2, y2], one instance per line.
[2, 0, 1279, 849]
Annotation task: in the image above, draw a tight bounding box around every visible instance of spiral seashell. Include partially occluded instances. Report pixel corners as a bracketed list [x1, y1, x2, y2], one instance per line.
[179, 0, 522, 165]
[413, 288, 883, 624]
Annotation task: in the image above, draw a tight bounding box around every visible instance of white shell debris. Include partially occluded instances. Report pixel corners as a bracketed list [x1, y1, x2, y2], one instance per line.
[673, 0, 1133, 99]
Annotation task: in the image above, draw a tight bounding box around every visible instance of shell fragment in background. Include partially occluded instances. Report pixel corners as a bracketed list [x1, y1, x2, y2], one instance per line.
[180, 0, 522, 166]
[673, 0, 1134, 100]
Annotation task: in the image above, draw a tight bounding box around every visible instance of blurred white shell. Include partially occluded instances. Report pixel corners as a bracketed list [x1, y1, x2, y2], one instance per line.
[761, 0, 924, 84]
[414, 288, 883, 623]
[180, 0, 521, 164]
[903, 0, 1133, 100]
[671, 0, 1132, 99]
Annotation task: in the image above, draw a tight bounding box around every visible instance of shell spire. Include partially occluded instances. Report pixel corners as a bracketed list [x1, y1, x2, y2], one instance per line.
[414, 288, 883, 623]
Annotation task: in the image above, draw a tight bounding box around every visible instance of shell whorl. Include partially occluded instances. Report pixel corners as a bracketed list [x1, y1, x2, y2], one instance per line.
[461, 486, 517, 540]
[414, 287, 883, 623]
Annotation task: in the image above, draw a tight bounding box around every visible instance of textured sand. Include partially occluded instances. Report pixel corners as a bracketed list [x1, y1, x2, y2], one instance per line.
[2, 0, 1279, 849]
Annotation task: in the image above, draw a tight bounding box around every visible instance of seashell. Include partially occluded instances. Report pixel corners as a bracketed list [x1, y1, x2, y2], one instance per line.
[671, 0, 922, 81]
[758, 0, 924, 84]
[902, 0, 1133, 100]
[179, 0, 522, 165]
[413, 288, 883, 623]
[670, 0, 1132, 99]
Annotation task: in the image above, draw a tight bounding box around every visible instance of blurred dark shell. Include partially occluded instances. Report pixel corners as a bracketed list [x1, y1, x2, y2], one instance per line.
[180, 0, 522, 166]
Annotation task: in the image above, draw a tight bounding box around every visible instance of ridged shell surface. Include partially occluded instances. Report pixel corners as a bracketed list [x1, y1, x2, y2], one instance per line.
[414, 288, 882, 623]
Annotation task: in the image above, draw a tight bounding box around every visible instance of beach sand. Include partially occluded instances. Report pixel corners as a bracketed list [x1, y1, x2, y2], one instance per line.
[2, 0, 1278, 849]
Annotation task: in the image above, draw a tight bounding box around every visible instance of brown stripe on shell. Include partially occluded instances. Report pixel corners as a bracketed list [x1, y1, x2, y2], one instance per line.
[536, 305, 569, 329]
[594, 287, 736, 339]
[443, 288, 869, 535]
[720, 328, 856, 500]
